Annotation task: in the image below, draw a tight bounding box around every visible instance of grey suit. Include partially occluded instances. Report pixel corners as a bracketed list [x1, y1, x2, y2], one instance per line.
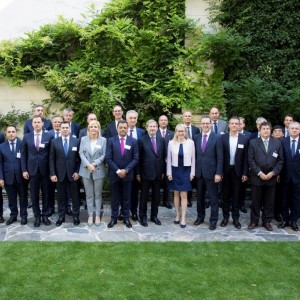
[79, 136, 107, 217]
[212, 119, 228, 135]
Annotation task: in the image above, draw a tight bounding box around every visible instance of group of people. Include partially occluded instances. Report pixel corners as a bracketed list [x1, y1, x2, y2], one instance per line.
[0, 104, 299, 232]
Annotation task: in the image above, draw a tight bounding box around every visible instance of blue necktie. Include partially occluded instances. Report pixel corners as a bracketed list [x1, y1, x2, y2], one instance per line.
[214, 122, 218, 134]
[291, 139, 296, 157]
[64, 139, 68, 155]
[10, 142, 15, 155]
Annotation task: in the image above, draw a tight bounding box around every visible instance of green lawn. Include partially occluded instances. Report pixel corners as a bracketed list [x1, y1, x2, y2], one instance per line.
[0, 242, 299, 299]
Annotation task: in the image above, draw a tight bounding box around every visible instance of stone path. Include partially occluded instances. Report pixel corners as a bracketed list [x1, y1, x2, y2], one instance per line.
[1, 199, 299, 242]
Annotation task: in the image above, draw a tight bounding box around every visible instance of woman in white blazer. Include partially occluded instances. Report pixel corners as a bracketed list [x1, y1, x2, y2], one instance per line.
[167, 124, 195, 228]
[79, 120, 107, 226]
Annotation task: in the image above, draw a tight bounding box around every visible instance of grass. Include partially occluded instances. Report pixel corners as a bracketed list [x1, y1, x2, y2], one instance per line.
[0, 242, 299, 299]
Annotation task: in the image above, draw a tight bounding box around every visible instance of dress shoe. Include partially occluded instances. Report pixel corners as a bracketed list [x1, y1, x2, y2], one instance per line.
[131, 214, 138, 222]
[209, 223, 217, 230]
[20, 217, 27, 225]
[65, 208, 73, 216]
[174, 220, 180, 225]
[291, 223, 299, 231]
[123, 219, 132, 228]
[163, 202, 172, 209]
[233, 220, 241, 229]
[187, 200, 192, 208]
[56, 217, 65, 226]
[117, 214, 124, 221]
[107, 219, 117, 228]
[42, 216, 51, 226]
[0, 216, 4, 223]
[95, 216, 101, 226]
[247, 223, 257, 230]
[140, 219, 148, 227]
[240, 205, 247, 213]
[278, 221, 289, 229]
[6, 216, 17, 225]
[34, 217, 41, 227]
[150, 217, 161, 225]
[263, 222, 273, 231]
[27, 201, 32, 208]
[180, 223, 186, 228]
[194, 217, 204, 226]
[73, 217, 80, 226]
[220, 218, 228, 227]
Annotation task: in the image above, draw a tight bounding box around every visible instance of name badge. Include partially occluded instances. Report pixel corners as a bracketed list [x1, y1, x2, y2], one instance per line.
[39, 144, 45, 148]
[72, 147, 77, 151]
[238, 144, 244, 149]
[272, 152, 278, 158]
[72, 135, 77, 138]
[16, 152, 21, 158]
[125, 145, 131, 150]
[220, 132, 225, 135]
[95, 145, 102, 149]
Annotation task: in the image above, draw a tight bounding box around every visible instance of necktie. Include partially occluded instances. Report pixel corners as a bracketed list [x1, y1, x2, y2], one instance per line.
[214, 122, 218, 134]
[56, 131, 60, 138]
[162, 130, 166, 138]
[202, 134, 207, 153]
[291, 139, 296, 157]
[11, 142, 15, 155]
[264, 140, 268, 152]
[120, 137, 125, 156]
[130, 129, 133, 138]
[35, 134, 40, 151]
[187, 127, 191, 138]
[151, 136, 157, 154]
[64, 138, 68, 155]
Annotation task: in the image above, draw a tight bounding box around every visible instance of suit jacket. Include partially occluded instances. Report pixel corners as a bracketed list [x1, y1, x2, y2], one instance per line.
[248, 137, 284, 186]
[213, 119, 228, 135]
[241, 130, 252, 139]
[106, 136, 139, 183]
[21, 132, 53, 176]
[48, 129, 60, 138]
[137, 134, 165, 180]
[217, 133, 249, 177]
[281, 136, 300, 184]
[23, 118, 53, 134]
[249, 131, 259, 140]
[157, 128, 174, 145]
[49, 136, 81, 182]
[128, 127, 145, 140]
[79, 136, 107, 180]
[186, 125, 200, 139]
[0, 133, 4, 144]
[70, 122, 80, 138]
[194, 132, 222, 179]
[105, 121, 119, 139]
[0, 139, 25, 185]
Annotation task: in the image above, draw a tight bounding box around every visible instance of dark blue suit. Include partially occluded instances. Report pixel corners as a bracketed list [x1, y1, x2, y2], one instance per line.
[23, 118, 53, 134]
[0, 139, 28, 217]
[281, 136, 300, 224]
[194, 132, 223, 223]
[50, 137, 81, 218]
[105, 121, 119, 139]
[106, 136, 139, 220]
[138, 134, 165, 220]
[70, 122, 80, 138]
[0, 133, 4, 217]
[21, 132, 53, 218]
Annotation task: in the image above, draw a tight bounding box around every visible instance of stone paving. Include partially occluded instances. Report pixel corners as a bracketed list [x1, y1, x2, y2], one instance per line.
[1, 198, 299, 242]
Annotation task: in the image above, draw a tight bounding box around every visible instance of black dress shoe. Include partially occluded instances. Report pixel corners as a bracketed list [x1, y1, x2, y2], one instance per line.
[27, 201, 33, 208]
[6, 216, 17, 225]
[56, 217, 65, 226]
[209, 223, 217, 230]
[180, 223, 186, 228]
[42, 216, 51, 226]
[291, 223, 299, 231]
[163, 202, 172, 209]
[174, 220, 180, 225]
[34, 218, 41, 227]
[0, 216, 4, 223]
[263, 222, 273, 231]
[220, 218, 228, 227]
[140, 219, 148, 227]
[131, 214, 138, 222]
[150, 217, 161, 225]
[278, 221, 289, 229]
[20, 217, 28, 225]
[240, 205, 247, 213]
[73, 217, 80, 226]
[123, 219, 132, 228]
[194, 217, 204, 226]
[187, 200, 192, 208]
[107, 219, 117, 228]
[233, 220, 241, 229]
[117, 214, 124, 221]
[248, 223, 257, 230]
[66, 208, 73, 216]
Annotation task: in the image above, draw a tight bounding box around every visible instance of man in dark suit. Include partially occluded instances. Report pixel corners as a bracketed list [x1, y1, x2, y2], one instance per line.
[193, 115, 222, 230]
[21, 115, 53, 227]
[105, 105, 124, 139]
[157, 115, 174, 209]
[78, 113, 97, 140]
[0, 132, 7, 223]
[0, 126, 28, 225]
[209, 106, 228, 135]
[23, 104, 52, 134]
[279, 121, 300, 231]
[106, 120, 139, 228]
[48, 116, 63, 139]
[249, 117, 267, 140]
[50, 121, 81, 226]
[248, 121, 284, 231]
[137, 120, 165, 227]
[218, 117, 249, 229]
[63, 108, 80, 138]
[126, 110, 145, 221]
[283, 114, 294, 138]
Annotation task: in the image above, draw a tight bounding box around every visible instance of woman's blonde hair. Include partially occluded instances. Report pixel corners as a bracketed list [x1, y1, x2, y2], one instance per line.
[173, 123, 188, 141]
[88, 120, 101, 138]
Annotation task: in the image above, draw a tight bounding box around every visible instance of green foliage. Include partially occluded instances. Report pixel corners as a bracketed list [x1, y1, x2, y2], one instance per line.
[0, 0, 233, 127]
[207, 0, 300, 129]
[0, 105, 30, 132]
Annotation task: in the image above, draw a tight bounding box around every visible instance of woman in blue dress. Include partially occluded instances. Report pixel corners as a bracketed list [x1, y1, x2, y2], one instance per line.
[167, 124, 195, 228]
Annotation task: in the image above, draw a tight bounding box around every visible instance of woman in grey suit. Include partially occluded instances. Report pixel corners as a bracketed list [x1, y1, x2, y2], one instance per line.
[79, 120, 107, 226]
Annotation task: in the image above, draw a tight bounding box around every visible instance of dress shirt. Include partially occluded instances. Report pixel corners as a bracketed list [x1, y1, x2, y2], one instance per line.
[229, 133, 238, 165]
[34, 132, 42, 145]
[290, 136, 299, 152]
[128, 127, 137, 139]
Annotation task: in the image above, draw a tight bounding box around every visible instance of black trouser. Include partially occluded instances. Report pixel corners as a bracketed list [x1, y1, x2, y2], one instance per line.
[0, 187, 3, 216]
[281, 181, 300, 224]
